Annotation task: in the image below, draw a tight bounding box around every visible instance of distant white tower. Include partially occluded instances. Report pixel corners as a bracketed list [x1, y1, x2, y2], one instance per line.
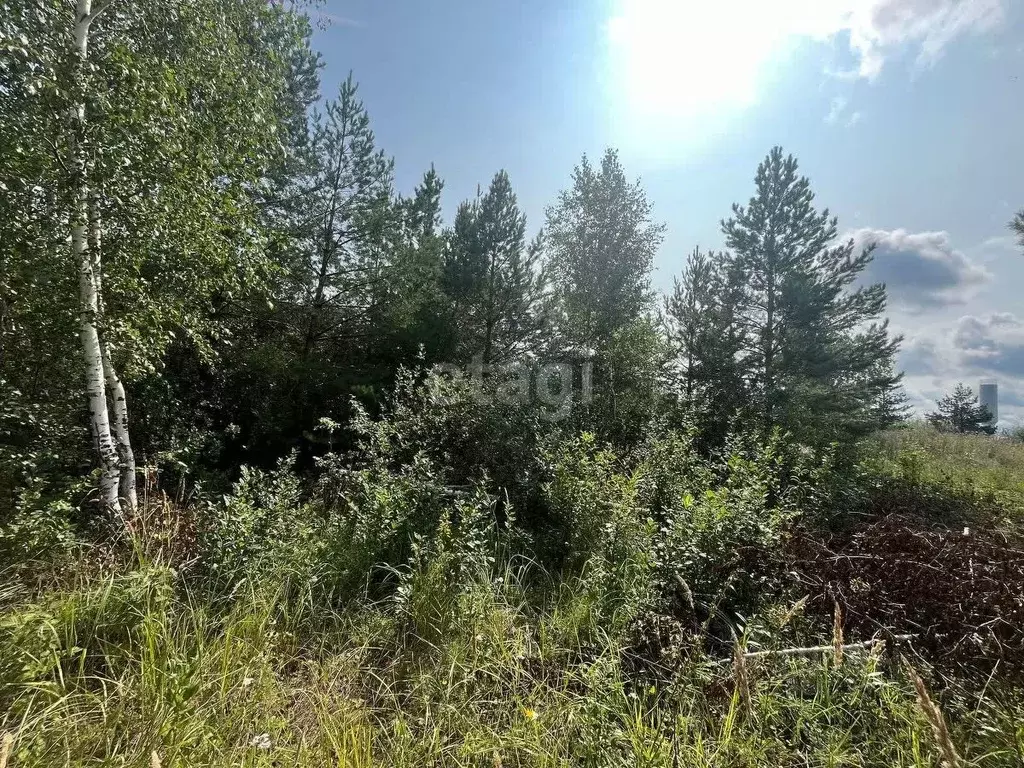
[979, 379, 998, 427]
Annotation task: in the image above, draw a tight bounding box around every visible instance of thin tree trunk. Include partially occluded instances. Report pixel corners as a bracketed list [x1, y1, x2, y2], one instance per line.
[100, 341, 137, 511]
[90, 200, 137, 512]
[763, 255, 776, 437]
[70, 0, 120, 512]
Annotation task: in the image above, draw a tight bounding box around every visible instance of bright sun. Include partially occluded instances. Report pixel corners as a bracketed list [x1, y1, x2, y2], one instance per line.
[607, 0, 846, 123]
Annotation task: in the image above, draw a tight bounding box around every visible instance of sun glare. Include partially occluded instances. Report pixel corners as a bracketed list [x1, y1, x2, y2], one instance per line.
[607, 0, 849, 124]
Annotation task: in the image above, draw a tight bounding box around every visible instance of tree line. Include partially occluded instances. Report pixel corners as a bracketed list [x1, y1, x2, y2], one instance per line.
[12, 1, 1017, 515]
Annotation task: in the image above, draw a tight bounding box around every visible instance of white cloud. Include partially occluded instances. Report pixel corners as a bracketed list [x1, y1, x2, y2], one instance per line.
[850, 228, 991, 310]
[825, 96, 848, 123]
[953, 313, 1024, 375]
[826, 96, 864, 126]
[836, 0, 1006, 79]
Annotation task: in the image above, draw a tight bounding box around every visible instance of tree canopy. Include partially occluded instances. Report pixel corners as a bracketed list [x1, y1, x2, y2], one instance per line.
[927, 383, 996, 435]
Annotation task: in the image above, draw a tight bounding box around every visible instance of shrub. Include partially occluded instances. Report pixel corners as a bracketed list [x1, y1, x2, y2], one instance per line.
[197, 452, 327, 598]
[542, 433, 655, 627]
[392, 483, 502, 644]
[313, 449, 465, 600]
[650, 431, 829, 634]
[348, 366, 555, 537]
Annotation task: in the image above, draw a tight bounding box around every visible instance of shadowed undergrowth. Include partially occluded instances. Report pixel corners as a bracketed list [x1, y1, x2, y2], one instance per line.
[3, 423, 1024, 766]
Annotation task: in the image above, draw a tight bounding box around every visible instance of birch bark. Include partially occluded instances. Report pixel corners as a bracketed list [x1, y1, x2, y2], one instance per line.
[71, 0, 121, 511]
[90, 197, 138, 512]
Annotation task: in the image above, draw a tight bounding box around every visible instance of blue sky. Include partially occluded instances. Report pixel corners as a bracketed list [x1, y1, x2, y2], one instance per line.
[313, 0, 1024, 423]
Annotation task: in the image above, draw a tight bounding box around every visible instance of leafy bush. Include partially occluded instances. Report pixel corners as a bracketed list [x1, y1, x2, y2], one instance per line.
[542, 433, 656, 628]
[392, 484, 502, 644]
[347, 366, 555, 535]
[314, 449, 465, 600]
[649, 431, 835, 632]
[0, 500, 76, 572]
[197, 452, 328, 598]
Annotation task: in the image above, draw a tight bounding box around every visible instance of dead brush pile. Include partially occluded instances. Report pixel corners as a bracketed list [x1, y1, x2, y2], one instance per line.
[788, 509, 1024, 677]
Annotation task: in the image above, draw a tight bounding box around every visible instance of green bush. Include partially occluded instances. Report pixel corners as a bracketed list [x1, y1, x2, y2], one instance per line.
[650, 431, 826, 626]
[197, 452, 327, 598]
[542, 433, 656, 628]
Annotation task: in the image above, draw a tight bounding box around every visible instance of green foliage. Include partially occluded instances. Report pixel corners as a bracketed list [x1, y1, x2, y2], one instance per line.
[869, 422, 1024, 519]
[542, 435, 653, 614]
[344, 366, 552, 531]
[669, 147, 903, 449]
[654, 433, 799, 611]
[927, 382, 997, 435]
[392, 485, 501, 644]
[0, 565, 174, 694]
[1, 0, 321, 500]
[664, 248, 746, 449]
[3, 4, 1021, 761]
[3, 553, 1022, 767]
[544, 149, 665, 444]
[443, 170, 549, 364]
[546, 149, 664, 347]
[197, 453, 327, 597]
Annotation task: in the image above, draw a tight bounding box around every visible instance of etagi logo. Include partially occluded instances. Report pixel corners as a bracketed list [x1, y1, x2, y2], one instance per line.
[433, 355, 593, 422]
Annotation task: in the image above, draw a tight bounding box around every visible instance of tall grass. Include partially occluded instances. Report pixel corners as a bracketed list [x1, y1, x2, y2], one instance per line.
[2, 548, 1023, 767]
[871, 423, 1024, 515]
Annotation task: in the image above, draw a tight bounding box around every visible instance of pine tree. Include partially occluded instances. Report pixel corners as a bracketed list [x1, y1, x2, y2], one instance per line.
[1012, 209, 1024, 250]
[290, 74, 396, 360]
[722, 147, 901, 444]
[372, 167, 451, 364]
[664, 247, 745, 446]
[870, 359, 911, 428]
[927, 383, 996, 435]
[443, 171, 547, 364]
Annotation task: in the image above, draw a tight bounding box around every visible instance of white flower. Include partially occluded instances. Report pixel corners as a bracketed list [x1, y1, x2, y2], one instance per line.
[250, 733, 272, 750]
[242, 677, 255, 688]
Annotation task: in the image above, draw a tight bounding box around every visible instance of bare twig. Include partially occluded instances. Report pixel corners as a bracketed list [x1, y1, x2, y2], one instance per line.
[740, 634, 914, 661]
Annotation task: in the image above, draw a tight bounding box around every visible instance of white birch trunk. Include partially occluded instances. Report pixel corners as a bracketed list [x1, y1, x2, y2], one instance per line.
[90, 199, 138, 512]
[70, 0, 121, 512]
[100, 343, 137, 511]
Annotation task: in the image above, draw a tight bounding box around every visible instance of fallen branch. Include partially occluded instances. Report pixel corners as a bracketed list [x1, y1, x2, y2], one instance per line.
[742, 634, 914, 661]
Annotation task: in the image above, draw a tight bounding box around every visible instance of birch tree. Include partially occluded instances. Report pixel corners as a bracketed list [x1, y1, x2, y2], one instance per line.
[545, 149, 664, 443]
[1, 0, 316, 510]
